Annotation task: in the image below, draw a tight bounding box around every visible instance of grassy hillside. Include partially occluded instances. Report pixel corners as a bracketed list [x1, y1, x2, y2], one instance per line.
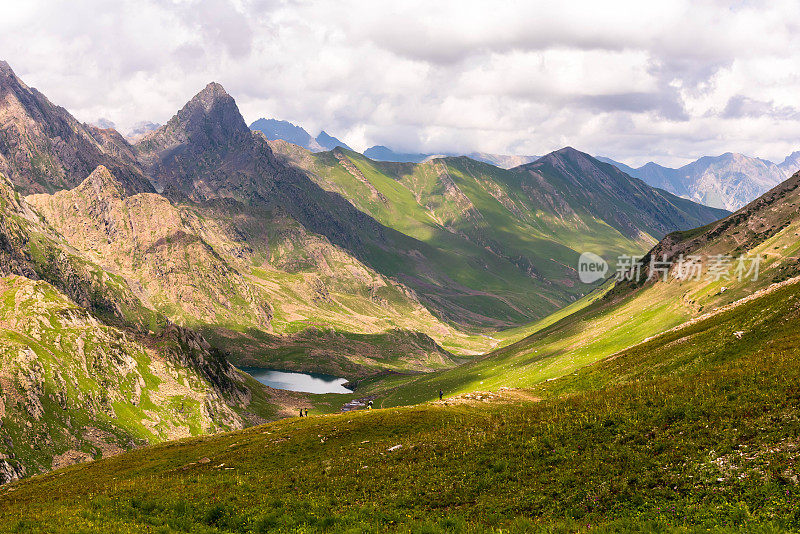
[269, 141, 725, 333]
[274, 143, 649, 322]
[2, 275, 800, 531]
[0, 274, 288, 484]
[361, 173, 800, 407]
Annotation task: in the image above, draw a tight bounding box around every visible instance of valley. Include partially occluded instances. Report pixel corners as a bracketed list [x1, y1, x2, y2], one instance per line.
[1, 52, 799, 533]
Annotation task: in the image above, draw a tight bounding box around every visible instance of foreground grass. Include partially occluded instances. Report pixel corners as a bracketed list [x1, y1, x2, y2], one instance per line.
[3, 281, 800, 532]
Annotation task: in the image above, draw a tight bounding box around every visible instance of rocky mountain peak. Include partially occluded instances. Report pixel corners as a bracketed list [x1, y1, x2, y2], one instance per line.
[187, 82, 231, 112]
[143, 82, 250, 151]
[543, 146, 584, 162]
[533, 146, 591, 169]
[79, 164, 124, 195]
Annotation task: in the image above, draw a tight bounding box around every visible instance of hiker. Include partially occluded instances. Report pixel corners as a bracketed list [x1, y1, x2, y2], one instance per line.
[304, 409, 309, 417]
[367, 400, 373, 410]
[299, 409, 303, 417]
[439, 389, 443, 400]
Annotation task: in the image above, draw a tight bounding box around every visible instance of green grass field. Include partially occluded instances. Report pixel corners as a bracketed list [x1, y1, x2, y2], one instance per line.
[2, 276, 800, 532]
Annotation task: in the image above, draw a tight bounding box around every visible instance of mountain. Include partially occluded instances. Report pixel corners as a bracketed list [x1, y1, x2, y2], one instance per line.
[5, 219, 800, 529]
[254, 129, 539, 169]
[249, 120, 538, 169]
[0, 167, 287, 484]
[361, 146, 541, 168]
[315, 130, 351, 151]
[599, 152, 788, 211]
[373, 168, 800, 407]
[138, 85, 561, 330]
[778, 150, 800, 177]
[249, 118, 351, 152]
[92, 118, 116, 129]
[136, 81, 726, 333]
[594, 156, 639, 176]
[0, 63, 735, 490]
[271, 141, 727, 329]
[521, 147, 728, 239]
[2, 63, 798, 529]
[28, 163, 467, 375]
[250, 118, 320, 150]
[124, 121, 160, 143]
[0, 61, 153, 196]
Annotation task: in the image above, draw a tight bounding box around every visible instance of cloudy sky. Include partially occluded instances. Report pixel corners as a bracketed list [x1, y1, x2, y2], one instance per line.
[2, 0, 800, 166]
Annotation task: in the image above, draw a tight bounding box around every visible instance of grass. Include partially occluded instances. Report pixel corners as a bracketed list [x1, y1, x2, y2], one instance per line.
[0, 275, 282, 481]
[296, 148, 653, 328]
[359, 200, 800, 408]
[3, 277, 800, 532]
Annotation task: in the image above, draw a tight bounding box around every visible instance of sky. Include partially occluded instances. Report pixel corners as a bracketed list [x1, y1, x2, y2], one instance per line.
[2, 0, 800, 167]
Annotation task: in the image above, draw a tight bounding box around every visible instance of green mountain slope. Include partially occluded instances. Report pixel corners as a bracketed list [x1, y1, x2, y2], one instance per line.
[0, 169, 302, 483]
[135, 81, 726, 331]
[0, 274, 260, 484]
[368, 171, 800, 407]
[271, 141, 727, 330]
[2, 273, 800, 531]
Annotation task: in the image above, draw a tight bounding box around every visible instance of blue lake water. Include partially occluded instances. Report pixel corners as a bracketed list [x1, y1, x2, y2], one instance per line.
[240, 368, 352, 394]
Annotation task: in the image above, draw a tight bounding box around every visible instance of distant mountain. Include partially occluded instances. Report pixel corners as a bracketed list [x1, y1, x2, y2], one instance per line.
[250, 118, 320, 149]
[93, 117, 116, 129]
[594, 156, 639, 176]
[253, 122, 539, 169]
[124, 120, 160, 142]
[0, 61, 153, 195]
[315, 130, 351, 151]
[598, 152, 789, 210]
[362, 146, 540, 167]
[363, 146, 542, 168]
[778, 151, 800, 177]
[249, 118, 350, 152]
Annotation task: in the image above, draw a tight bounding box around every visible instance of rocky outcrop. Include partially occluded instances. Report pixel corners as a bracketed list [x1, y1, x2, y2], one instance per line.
[27, 165, 274, 330]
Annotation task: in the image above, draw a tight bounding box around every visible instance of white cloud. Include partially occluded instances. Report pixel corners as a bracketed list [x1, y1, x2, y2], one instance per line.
[1, 0, 800, 166]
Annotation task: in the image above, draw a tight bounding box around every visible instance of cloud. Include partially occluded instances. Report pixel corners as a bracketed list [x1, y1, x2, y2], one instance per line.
[1, 0, 800, 166]
[721, 95, 800, 120]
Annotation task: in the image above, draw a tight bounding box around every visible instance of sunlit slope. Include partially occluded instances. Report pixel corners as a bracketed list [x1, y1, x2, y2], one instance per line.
[271, 141, 726, 330]
[374, 172, 800, 406]
[3, 275, 800, 531]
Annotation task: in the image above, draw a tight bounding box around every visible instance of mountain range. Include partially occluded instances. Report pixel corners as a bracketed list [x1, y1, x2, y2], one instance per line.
[252, 117, 800, 211]
[0, 59, 732, 485]
[3, 146, 800, 531]
[3, 55, 800, 530]
[598, 151, 800, 211]
[250, 118, 351, 152]
[250, 118, 540, 169]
